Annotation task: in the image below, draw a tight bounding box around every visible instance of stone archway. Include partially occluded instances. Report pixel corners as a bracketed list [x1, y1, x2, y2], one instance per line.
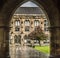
[0, 0, 60, 58]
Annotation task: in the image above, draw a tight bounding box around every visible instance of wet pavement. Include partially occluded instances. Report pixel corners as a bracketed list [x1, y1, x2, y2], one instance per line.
[9, 46, 49, 58]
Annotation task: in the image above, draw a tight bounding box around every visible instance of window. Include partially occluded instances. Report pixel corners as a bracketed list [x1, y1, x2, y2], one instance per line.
[15, 20, 20, 26]
[34, 20, 39, 26]
[34, 20, 40, 31]
[15, 20, 20, 31]
[25, 20, 30, 31]
[25, 26, 30, 31]
[14, 35, 21, 43]
[15, 27, 20, 31]
[44, 20, 48, 26]
[14, 35, 18, 43]
[44, 20, 49, 31]
[18, 35, 21, 44]
[25, 20, 30, 26]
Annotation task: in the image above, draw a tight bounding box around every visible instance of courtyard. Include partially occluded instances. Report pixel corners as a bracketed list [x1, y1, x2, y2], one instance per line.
[9, 46, 49, 58]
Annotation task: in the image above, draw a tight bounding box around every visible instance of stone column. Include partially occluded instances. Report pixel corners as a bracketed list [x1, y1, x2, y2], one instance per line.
[0, 25, 10, 58]
[49, 26, 60, 58]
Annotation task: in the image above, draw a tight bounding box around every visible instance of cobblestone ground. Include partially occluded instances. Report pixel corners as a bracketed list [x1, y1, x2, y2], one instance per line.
[9, 46, 49, 58]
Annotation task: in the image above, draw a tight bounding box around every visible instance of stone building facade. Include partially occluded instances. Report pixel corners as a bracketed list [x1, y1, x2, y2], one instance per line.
[9, 7, 50, 47]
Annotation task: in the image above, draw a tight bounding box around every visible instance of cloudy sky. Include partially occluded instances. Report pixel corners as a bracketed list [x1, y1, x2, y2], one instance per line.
[20, 1, 38, 7]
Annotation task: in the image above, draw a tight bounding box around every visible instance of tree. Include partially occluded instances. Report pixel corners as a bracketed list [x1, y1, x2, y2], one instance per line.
[28, 26, 48, 46]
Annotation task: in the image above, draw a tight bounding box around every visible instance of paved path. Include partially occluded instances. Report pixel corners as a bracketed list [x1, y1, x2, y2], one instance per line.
[10, 46, 49, 58]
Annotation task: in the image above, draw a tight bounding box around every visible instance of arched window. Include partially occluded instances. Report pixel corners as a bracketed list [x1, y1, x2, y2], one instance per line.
[34, 20, 39, 26]
[25, 20, 30, 31]
[25, 20, 30, 26]
[15, 20, 20, 31]
[15, 20, 20, 26]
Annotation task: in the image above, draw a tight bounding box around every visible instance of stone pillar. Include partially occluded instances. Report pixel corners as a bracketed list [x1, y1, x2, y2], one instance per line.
[49, 26, 60, 58]
[0, 26, 10, 58]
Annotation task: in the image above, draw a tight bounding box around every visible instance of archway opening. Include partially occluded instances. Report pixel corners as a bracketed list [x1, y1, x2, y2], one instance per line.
[9, 1, 50, 58]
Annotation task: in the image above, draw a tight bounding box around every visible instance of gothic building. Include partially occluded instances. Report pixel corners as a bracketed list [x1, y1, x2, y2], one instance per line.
[9, 7, 50, 47]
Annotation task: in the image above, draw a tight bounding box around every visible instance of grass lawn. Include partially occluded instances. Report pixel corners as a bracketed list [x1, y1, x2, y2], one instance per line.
[34, 45, 50, 54]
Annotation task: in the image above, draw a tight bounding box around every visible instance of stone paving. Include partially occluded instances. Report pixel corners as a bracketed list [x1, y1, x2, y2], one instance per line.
[10, 46, 49, 58]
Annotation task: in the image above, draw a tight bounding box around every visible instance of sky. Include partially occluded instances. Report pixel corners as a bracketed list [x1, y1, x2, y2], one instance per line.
[20, 1, 38, 7]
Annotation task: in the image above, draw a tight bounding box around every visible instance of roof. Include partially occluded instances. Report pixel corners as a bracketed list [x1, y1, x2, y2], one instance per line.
[20, 1, 38, 7]
[15, 7, 44, 14]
